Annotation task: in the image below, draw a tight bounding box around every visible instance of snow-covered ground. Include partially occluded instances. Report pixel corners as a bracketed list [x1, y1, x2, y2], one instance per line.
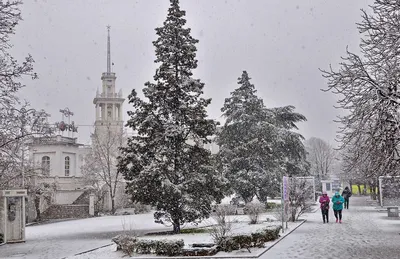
[259, 197, 400, 259]
[0, 211, 276, 259]
[3, 197, 397, 259]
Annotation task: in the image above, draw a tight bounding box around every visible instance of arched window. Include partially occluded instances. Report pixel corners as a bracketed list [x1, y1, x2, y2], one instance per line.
[41, 156, 50, 175]
[65, 156, 70, 176]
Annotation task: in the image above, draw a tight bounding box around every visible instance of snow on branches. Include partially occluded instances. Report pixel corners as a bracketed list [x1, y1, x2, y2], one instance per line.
[217, 71, 307, 204]
[118, 0, 224, 234]
[321, 0, 400, 177]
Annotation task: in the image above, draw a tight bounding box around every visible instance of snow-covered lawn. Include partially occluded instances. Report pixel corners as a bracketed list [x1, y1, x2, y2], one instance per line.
[0, 210, 280, 259]
[68, 214, 304, 259]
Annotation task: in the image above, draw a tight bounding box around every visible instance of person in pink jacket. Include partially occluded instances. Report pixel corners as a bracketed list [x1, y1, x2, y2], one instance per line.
[319, 192, 330, 223]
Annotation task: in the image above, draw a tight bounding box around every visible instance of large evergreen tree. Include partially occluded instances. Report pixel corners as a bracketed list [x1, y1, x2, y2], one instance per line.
[217, 71, 307, 203]
[118, 0, 224, 234]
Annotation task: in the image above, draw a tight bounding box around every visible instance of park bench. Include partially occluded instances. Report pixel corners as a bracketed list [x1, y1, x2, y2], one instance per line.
[387, 206, 399, 217]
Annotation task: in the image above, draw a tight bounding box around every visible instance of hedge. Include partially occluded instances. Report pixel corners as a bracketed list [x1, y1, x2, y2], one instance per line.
[112, 226, 282, 256]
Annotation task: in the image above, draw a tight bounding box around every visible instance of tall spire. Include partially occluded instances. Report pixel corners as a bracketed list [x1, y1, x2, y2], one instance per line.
[107, 25, 111, 73]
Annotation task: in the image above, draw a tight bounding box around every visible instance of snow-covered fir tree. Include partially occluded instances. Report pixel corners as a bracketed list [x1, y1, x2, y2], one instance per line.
[217, 71, 307, 203]
[118, 0, 224, 234]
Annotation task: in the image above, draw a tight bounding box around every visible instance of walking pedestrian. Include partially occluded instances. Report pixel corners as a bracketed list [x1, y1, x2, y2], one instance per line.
[319, 191, 330, 223]
[332, 192, 344, 223]
[341, 186, 352, 209]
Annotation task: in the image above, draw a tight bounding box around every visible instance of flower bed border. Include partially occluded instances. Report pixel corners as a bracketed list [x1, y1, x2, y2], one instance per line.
[71, 219, 306, 259]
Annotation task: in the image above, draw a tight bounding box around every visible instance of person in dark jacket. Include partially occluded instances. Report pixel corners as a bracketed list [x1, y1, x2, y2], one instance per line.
[319, 192, 330, 223]
[341, 186, 352, 209]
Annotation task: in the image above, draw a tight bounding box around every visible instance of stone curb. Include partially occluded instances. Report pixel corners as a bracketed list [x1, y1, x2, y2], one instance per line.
[255, 219, 307, 258]
[71, 220, 307, 259]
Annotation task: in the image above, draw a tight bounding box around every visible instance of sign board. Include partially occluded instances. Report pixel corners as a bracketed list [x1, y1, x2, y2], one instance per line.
[1, 189, 27, 197]
[283, 176, 289, 201]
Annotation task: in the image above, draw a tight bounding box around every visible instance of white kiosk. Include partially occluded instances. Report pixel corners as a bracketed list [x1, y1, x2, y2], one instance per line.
[0, 189, 27, 244]
[321, 178, 342, 198]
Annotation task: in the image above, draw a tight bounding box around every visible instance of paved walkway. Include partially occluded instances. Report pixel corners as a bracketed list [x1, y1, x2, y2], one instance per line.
[261, 197, 400, 259]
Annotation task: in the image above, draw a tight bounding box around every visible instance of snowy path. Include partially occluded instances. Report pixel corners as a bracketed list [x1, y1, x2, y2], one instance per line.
[260, 197, 400, 259]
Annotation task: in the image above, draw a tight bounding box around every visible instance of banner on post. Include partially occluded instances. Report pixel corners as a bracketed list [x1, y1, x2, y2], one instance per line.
[283, 176, 289, 201]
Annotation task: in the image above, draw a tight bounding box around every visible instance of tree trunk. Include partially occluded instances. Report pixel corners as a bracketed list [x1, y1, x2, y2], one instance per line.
[357, 184, 362, 195]
[172, 218, 181, 234]
[34, 195, 41, 221]
[111, 196, 116, 215]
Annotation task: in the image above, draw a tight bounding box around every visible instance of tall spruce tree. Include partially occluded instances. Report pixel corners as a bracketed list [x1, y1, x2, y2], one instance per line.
[218, 71, 307, 203]
[118, 0, 224, 234]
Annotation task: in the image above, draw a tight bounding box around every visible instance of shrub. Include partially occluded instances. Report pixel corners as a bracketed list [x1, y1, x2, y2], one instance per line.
[232, 234, 253, 250]
[111, 234, 137, 256]
[262, 226, 282, 241]
[154, 239, 184, 256]
[180, 228, 209, 234]
[219, 226, 281, 252]
[244, 202, 264, 224]
[0, 233, 3, 244]
[209, 217, 232, 246]
[182, 246, 219, 256]
[251, 232, 267, 247]
[135, 240, 157, 254]
[112, 235, 185, 256]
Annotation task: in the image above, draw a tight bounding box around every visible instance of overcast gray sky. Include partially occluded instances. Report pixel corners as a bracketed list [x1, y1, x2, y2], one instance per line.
[12, 0, 373, 145]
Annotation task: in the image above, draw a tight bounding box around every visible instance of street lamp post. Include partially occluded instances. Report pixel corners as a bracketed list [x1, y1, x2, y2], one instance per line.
[281, 170, 284, 233]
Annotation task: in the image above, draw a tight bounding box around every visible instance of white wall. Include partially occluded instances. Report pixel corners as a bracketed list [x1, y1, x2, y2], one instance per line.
[29, 137, 89, 178]
[54, 190, 84, 205]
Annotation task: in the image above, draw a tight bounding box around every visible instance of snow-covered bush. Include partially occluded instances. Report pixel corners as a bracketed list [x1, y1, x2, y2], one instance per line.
[209, 207, 233, 246]
[112, 235, 184, 256]
[219, 226, 281, 252]
[155, 239, 184, 256]
[288, 178, 314, 222]
[112, 234, 137, 256]
[135, 240, 158, 254]
[244, 202, 264, 224]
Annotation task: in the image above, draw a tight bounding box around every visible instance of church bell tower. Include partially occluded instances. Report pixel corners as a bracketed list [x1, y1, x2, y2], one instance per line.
[93, 26, 124, 135]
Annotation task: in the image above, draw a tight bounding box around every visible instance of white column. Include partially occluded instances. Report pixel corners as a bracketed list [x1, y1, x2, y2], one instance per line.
[119, 104, 122, 120]
[112, 103, 115, 120]
[89, 194, 95, 216]
[95, 104, 100, 120]
[101, 104, 105, 120]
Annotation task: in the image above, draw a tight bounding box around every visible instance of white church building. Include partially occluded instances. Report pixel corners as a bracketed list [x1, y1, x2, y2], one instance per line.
[27, 27, 125, 220]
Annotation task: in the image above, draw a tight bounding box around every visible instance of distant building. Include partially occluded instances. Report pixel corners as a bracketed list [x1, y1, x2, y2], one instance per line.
[27, 26, 126, 220]
[28, 134, 90, 199]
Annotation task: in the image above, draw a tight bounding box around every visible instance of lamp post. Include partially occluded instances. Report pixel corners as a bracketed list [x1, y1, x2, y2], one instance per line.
[281, 172, 284, 233]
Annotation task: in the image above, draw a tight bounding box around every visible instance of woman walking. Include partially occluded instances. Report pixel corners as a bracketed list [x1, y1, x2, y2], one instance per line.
[331, 192, 344, 223]
[319, 192, 330, 223]
[341, 186, 352, 209]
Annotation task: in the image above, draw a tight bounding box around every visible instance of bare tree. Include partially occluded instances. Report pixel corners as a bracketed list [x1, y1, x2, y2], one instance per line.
[321, 0, 400, 179]
[288, 177, 314, 222]
[82, 125, 124, 214]
[0, 1, 51, 189]
[305, 137, 336, 188]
